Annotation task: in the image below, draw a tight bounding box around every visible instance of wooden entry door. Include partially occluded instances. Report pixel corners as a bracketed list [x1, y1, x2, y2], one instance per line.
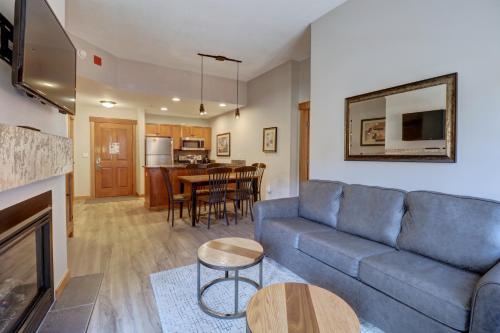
[299, 102, 310, 183]
[91, 118, 136, 198]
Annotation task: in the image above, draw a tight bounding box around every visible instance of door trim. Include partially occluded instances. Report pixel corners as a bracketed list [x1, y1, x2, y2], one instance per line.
[299, 101, 310, 183]
[90, 117, 137, 199]
[66, 115, 75, 237]
[89, 117, 137, 125]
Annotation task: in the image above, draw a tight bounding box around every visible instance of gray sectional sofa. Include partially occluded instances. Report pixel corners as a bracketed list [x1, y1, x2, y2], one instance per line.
[254, 180, 500, 333]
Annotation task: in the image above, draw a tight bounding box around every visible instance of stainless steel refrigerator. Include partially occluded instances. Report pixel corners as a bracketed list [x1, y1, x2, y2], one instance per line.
[145, 136, 174, 166]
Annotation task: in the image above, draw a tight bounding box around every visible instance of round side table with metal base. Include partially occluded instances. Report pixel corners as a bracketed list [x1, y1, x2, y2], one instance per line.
[197, 237, 264, 319]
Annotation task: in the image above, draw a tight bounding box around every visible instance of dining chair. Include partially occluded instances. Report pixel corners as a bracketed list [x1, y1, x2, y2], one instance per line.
[227, 166, 257, 224]
[185, 164, 209, 210]
[196, 167, 231, 229]
[251, 163, 266, 201]
[160, 167, 190, 227]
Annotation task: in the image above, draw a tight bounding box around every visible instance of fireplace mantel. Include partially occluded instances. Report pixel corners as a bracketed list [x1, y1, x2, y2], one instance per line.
[0, 123, 73, 192]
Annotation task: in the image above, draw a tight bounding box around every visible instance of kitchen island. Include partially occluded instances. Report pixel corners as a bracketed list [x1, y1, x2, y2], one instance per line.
[143, 163, 247, 211]
[144, 164, 189, 210]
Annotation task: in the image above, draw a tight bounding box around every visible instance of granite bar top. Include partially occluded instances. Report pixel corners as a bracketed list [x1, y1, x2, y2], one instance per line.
[143, 163, 244, 169]
[143, 164, 189, 169]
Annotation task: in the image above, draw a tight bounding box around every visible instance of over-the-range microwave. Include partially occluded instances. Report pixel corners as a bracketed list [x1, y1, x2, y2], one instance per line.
[181, 137, 205, 150]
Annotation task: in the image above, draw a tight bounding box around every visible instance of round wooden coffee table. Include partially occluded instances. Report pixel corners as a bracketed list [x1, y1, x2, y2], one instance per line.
[197, 237, 264, 319]
[246, 282, 360, 333]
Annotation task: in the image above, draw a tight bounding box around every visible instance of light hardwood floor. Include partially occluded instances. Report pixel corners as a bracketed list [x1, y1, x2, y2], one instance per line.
[68, 197, 254, 333]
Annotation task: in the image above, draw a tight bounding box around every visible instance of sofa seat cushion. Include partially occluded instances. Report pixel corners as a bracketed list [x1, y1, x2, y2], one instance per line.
[398, 191, 500, 273]
[297, 230, 395, 277]
[261, 217, 333, 248]
[359, 251, 480, 331]
[337, 184, 405, 247]
[299, 180, 344, 228]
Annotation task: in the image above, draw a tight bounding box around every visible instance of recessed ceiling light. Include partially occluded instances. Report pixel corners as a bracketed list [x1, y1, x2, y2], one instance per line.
[219, 103, 227, 107]
[160, 107, 168, 111]
[100, 100, 116, 108]
[172, 97, 181, 102]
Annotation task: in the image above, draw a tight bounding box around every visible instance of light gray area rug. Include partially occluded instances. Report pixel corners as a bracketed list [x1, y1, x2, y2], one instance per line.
[150, 258, 384, 333]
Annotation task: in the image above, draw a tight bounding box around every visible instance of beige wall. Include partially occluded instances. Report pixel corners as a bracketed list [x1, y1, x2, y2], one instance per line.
[145, 114, 211, 126]
[210, 60, 309, 199]
[0, 0, 68, 289]
[73, 108, 212, 197]
[73, 106, 142, 197]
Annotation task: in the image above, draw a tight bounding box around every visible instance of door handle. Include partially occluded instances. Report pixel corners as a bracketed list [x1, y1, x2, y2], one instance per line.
[96, 156, 101, 169]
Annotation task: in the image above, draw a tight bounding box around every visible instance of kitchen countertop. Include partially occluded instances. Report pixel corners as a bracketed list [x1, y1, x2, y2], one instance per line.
[143, 164, 189, 168]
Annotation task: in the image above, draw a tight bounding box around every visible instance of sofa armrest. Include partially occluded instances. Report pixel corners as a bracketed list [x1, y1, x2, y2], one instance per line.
[470, 261, 500, 333]
[253, 197, 299, 242]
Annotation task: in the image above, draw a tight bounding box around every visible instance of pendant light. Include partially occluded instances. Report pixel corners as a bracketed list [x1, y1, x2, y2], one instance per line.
[235, 62, 240, 119]
[199, 55, 206, 115]
[196, 53, 241, 118]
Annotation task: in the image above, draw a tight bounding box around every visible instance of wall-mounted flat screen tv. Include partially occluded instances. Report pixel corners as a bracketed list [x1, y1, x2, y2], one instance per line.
[402, 109, 445, 141]
[12, 0, 76, 114]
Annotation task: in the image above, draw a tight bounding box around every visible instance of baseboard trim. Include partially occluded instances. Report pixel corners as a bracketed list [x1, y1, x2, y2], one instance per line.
[55, 270, 71, 300]
[74, 196, 91, 200]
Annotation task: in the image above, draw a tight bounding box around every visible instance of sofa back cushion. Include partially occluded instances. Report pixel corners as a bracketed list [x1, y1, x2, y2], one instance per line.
[299, 180, 344, 228]
[398, 191, 500, 273]
[337, 184, 405, 247]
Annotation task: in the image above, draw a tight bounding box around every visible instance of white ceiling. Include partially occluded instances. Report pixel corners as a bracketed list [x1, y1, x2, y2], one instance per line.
[66, 0, 346, 81]
[77, 77, 237, 118]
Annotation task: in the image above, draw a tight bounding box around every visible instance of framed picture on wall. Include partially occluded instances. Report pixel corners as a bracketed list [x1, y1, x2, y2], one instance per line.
[263, 127, 278, 152]
[360, 118, 385, 146]
[216, 132, 231, 157]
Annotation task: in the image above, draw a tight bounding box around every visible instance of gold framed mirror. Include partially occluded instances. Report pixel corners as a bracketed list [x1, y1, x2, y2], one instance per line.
[345, 73, 457, 162]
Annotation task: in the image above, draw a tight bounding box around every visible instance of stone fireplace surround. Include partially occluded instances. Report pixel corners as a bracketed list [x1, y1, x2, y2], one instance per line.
[0, 123, 72, 332]
[0, 124, 73, 192]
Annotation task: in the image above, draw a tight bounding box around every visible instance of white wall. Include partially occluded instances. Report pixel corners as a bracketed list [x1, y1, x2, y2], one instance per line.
[210, 60, 303, 199]
[0, 0, 68, 288]
[311, 0, 500, 200]
[71, 35, 247, 106]
[297, 58, 311, 103]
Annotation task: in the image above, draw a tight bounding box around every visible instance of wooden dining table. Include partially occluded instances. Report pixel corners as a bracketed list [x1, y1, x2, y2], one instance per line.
[178, 173, 259, 227]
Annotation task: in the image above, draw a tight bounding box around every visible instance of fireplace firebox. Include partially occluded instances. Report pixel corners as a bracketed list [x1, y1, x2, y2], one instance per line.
[0, 192, 54, 333]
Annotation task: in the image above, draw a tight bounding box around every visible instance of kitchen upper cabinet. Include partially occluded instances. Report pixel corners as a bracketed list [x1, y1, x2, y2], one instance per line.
[191, 126, 204, 138]
[181, 125, 201, 138]
[171, 125, 182, 149]
[147, 123, 210, 149]
[202, 127, 211, 149]
[159, 124, 172, 137]
[146, 123, 160, 136]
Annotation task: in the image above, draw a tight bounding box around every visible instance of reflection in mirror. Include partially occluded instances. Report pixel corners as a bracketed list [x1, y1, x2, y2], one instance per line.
[345, 74, 456, 162]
